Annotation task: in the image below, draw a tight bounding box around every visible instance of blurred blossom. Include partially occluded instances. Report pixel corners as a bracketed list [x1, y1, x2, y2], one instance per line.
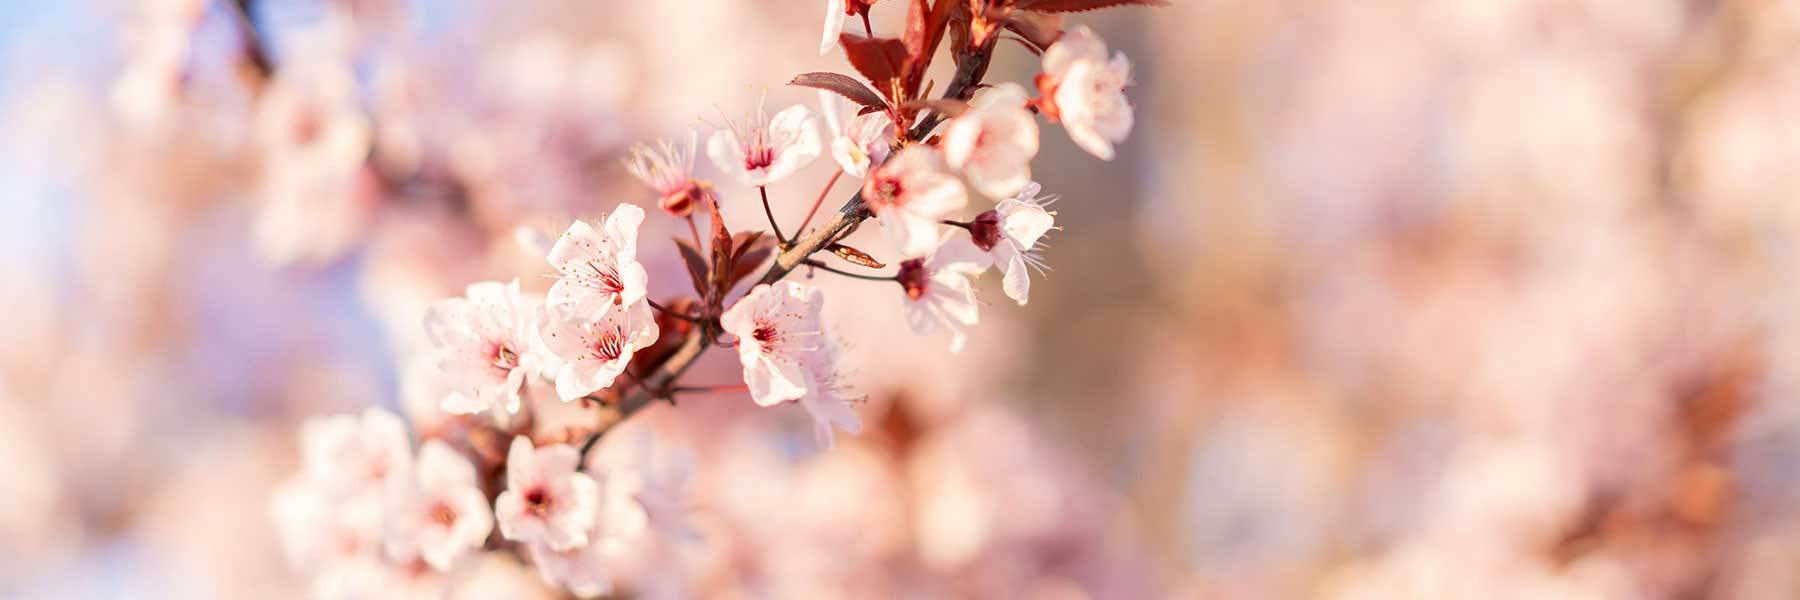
[10, 0, 1800, 598]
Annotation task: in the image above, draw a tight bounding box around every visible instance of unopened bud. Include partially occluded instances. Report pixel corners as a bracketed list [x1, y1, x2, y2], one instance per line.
[661, 183, 703, 218]
[968, 210, 1002, 252]
[897, 258, 929, 300]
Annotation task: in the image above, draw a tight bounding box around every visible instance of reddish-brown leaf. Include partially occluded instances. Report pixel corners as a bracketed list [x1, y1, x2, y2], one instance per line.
[1012, 0, 1169, 13]
[673, 237, 710, 299]
[790, 72, 888, 111]
[727, 234, 778, 292]
[829, 243, 887, 269]
[1003, 11, 1064, 50]
[901, 0, 958, 99]
[839, 34, 908, 101]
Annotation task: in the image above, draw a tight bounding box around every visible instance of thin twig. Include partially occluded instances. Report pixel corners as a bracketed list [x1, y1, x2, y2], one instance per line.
[759, 186, 787, 244]
[803, 259, 897, 282]
[798, 168, 844, 236]
[230, 0, 274, 82]
[646, 298, 699, 322]
[670, 383, 750, 395]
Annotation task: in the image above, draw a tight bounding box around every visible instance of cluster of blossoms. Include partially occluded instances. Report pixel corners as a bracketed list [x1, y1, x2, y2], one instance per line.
[272, 0, 1158, 596]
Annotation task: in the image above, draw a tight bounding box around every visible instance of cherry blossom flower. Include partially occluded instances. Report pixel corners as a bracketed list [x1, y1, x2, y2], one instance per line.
[862, 145, 970, 258]
[384, 440, 493, 572]
[539, 301, 659, 401]
[969, 182, 1056, 305]
[584, 421, 695, 542]
[524, 526, 618, 599]
[423, 279, 544, 415]
[721, 281, 827, 405]
[942, 83, 1039, 199]
[897, 235, 993, 352]
[1038, 26, 1135, 160]
[624, 132, 707, 217]
[706, 102, 822, 186]
[818, 90, 893, 178]
[796, 337, 864, 449]
[546, 206, 650, 318]
[722, 282, 865, 446]
[300, 407, 412, 497]
[251, 21, 376, 267]
[272, 408, 409, 572]
[495, 436, 601, 551]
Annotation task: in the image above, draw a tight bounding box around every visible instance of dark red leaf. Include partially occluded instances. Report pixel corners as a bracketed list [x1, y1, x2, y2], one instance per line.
[790, 72, 888, 111]
[1011, 0, 1169, 13]
[839, 34, 908, 102]
[673, 238, 710, 299]
[1003, 11, 1064, 50]
[829, 243, 886, 269]
[727, 235, 778, 292]
[901, 0, 958, 99]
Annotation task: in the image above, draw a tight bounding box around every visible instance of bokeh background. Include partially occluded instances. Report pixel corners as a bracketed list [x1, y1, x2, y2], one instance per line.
[6, 0, 1800, 598]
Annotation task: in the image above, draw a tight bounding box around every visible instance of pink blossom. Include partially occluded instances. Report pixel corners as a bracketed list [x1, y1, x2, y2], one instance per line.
[495, 436, 601, 551]
[1040, 26, 1134, 160]
[384, 440, 493, 572]
[538, 301, 660, 401]
[942, 83, 1040, 199]
[862, 145, 970, 258]
[624, 132, 707, 217]
[721, 282, 827, 405]
[423, 280, 544, 415]
[818, 90, 893, 178]
[897, 236, 992, 352]
[970, 182, 1056, 305]
[706, 102, 823, 186]
[546, 206, 650, 318]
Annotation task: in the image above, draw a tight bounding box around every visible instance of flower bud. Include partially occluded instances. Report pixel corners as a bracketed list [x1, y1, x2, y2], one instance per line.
[661, 182, 703, 218]
[968, 210, 1002, 252]
[897, 258, 930, 300]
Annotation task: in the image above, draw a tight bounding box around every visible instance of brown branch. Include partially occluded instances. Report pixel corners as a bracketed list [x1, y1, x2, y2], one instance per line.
[230, 0, 274, 82]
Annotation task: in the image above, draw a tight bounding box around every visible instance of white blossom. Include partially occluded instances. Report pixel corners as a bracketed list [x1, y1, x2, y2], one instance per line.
[423, 280, 544, 415]
[821, 0, 849, 55]
[707, 102, 823, 186]
[539, 301, 659, 401]
[818, 90, 893, 178]
[546, 206, 650, 318]
[970, 182, 1056, 305]
[942, 83, 1039, 199]
[721, 281, 828, 406]
[495, 437, 602, 551]
[862, 145, 970, 258]
[1040, 26, 1134, 160]
[897, 235, 992, 352]
[271, 408, 409, 572]
[384, 440, 493, 572]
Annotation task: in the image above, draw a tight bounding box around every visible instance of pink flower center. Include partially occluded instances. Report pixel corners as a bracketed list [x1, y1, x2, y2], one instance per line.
[753, 321, 781, 351]
[578, 260, 625, 300]
[591, 325, 627, 362]
[868, 175, 906, 210]
[744, 128, 776, 171]
[524, 486, 553, 516]
[428, 501, 458, 527]
[490, 342, 520, 373]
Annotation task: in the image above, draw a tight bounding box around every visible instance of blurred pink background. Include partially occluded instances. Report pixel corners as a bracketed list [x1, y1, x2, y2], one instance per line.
[5, 0, 1800, 598]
